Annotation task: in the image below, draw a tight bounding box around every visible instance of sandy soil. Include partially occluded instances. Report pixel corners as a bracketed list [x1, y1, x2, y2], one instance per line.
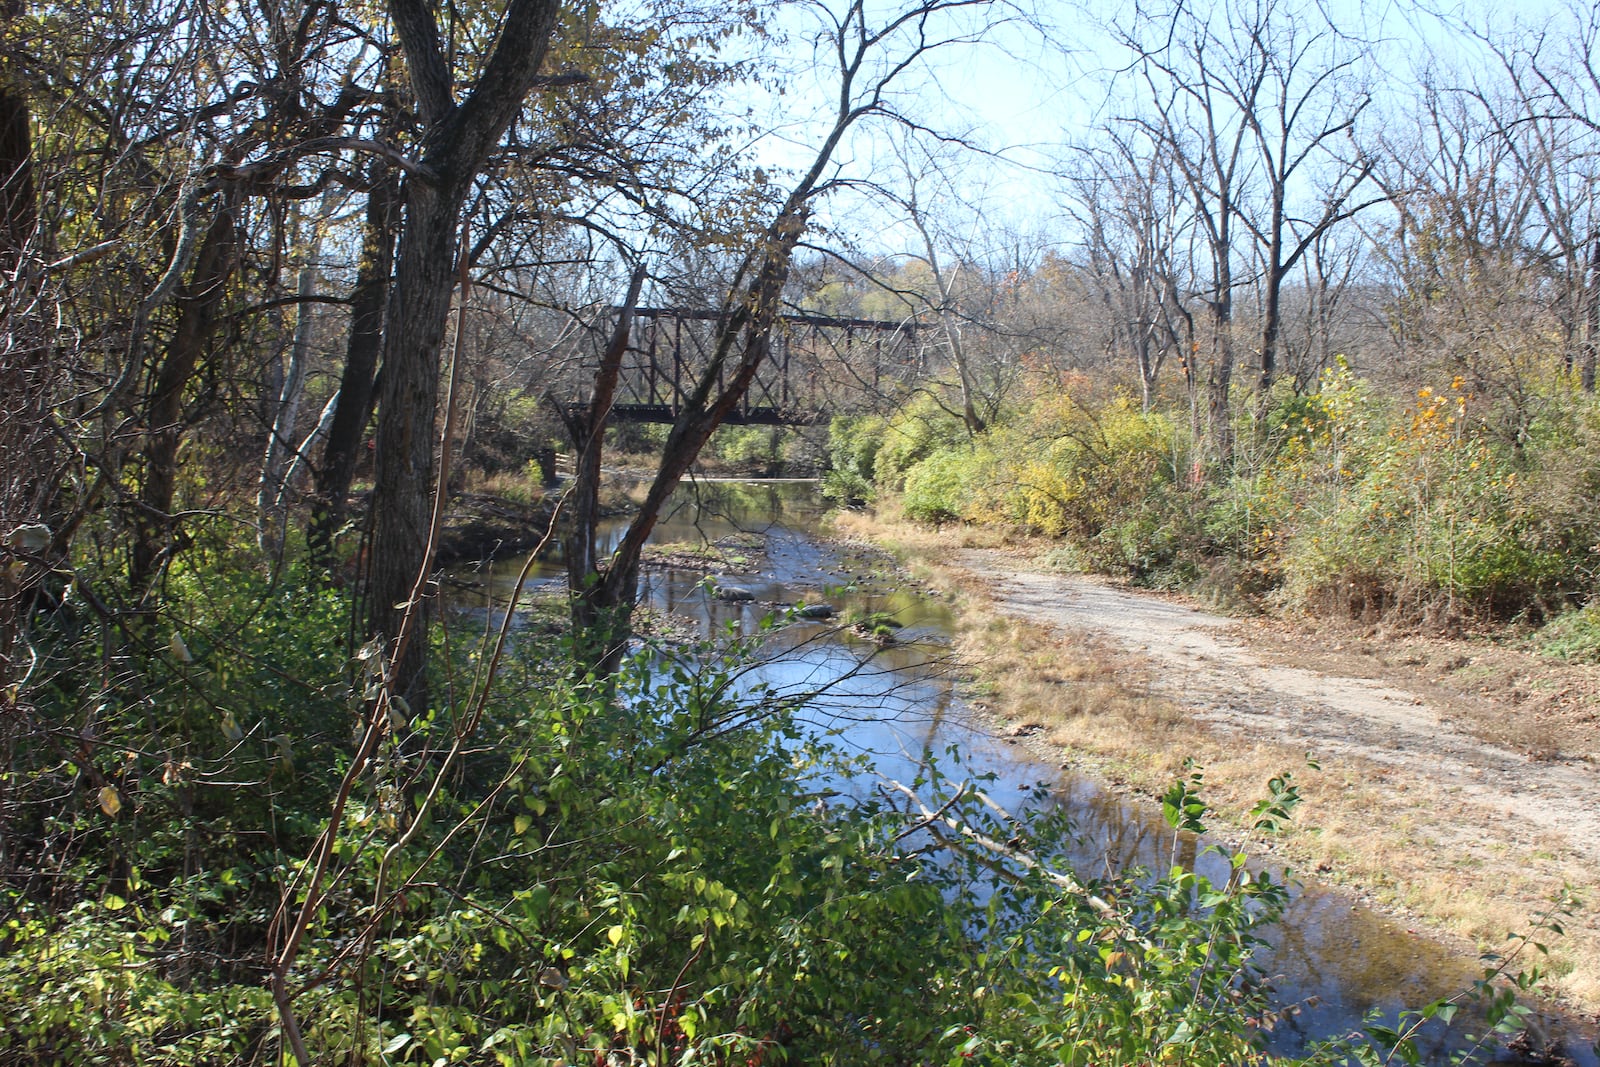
[946, 547, 1600, 1012]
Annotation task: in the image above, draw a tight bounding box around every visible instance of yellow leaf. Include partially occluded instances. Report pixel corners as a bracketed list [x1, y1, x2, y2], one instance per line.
[98, 785, 122, 816]
[606, 924, 625, 946]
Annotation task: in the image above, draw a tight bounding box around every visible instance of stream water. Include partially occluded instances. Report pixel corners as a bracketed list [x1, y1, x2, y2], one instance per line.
[455, 478, 1598, 1065]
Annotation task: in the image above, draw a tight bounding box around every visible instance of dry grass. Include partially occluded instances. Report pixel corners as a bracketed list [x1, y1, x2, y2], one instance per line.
[463, 468, 545, 503]
[833, 510, 1600, 1017]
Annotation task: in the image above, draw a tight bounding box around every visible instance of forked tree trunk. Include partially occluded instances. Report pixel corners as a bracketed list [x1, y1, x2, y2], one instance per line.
[570, 213, 807, 675]
[562, 270, 646, 671]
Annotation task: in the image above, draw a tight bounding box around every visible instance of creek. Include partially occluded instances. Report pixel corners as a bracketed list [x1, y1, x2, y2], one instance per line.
[454, 478, 1597, 1065]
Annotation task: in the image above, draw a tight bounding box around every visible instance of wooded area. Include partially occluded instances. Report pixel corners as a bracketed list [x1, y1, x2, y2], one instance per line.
[4, 0, 1600, 1061]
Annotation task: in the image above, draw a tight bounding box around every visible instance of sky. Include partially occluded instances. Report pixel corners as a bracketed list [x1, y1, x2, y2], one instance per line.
[731, 0, 1589, 263]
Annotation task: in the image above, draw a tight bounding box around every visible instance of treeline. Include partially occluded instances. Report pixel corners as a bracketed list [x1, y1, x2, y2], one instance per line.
[832, 366, 1600, 634]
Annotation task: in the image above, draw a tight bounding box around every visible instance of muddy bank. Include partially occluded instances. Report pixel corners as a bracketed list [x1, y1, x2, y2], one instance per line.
[433, 493, 560, 564]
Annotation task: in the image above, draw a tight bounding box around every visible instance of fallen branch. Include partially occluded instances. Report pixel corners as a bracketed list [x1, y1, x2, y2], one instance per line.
[881, 777, 1113, 916]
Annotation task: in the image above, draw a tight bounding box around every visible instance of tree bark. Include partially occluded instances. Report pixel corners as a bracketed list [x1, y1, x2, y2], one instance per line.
[259, 235, 318, 558]
[572, 213, 808, 673]
[0, 0, 32, 267]
[562, 270, 646, 670]
[1, 0, 42, 692]
[1583, 233, 1599, 393]
[130, 197, 238, 594]
[363, 0, 562, 709]
[310, 169, 400, 566]
[1205, 291, 1235, 466]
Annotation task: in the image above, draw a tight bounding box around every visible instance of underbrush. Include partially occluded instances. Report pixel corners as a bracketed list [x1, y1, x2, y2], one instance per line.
[852, 366, 1600, 628]
[1535, 603, 1600, 663]
[3, 555, 1548, 1065]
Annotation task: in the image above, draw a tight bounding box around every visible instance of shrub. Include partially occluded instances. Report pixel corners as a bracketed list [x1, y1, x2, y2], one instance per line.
[2, 556, 1550, 1066]
[711, 424, 785, 471]
[902, 446, 975, 524]
[988, 393, 1197, 580]
[875, 393, 969, 491]
[822, 413, 888, 503]
[1536, 603, 1600, 663]
[1269, 375, 1593, 620]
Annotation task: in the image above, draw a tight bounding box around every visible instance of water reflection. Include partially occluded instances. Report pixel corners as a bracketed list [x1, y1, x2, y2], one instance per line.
[456, 479, 1597, 1066]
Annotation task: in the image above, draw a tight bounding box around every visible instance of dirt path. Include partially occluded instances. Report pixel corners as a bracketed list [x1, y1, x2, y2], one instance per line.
[940, 547, 1600, 1012]
[959, 549, 1600, 868]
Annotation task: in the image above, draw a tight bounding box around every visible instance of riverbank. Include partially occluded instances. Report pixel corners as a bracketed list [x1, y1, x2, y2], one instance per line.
[832, 510, 1600, 1022]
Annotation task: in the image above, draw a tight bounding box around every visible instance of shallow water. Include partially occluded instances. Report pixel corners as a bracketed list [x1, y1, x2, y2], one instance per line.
[454, 478, 1598, 1065]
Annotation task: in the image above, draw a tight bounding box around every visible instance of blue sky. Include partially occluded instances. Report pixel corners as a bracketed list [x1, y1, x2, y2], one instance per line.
[721, 0, 1590, 268]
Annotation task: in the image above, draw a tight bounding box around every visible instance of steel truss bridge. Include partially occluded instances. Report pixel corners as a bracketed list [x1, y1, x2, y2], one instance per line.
[571, 307, 921, 426]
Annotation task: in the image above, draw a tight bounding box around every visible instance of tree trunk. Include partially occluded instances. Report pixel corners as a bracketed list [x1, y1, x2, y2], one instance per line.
[573, 214, 807, 674]
[1259, 215, 1285, 394]
[1, 0, 43, 692]
[310, 169, 400, 566]
[364, 179, 459, 707]
[131, 198, 237, 594]
[562, 271, 645, 672]
[259, 249, 317, 559]
[1206, 300, 1235, 466]
[1583, 234, 1599, 393]
[0, 0, 33, 266]
[360, 0, 562, 710]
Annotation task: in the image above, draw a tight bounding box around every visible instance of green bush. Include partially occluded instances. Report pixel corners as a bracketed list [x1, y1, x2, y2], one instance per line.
[711, 424, 785, 470]
[902, 446, 975, 524]
[822, 413, 887, 503]
[978, 392, 1197, 580]
[1267, 374, 1596, 619]
[1536, 603, 1600, 662]
[3, 554, 1549, 1066]
[877, 363, 1600, 621]
[875, 393, 969, 491]
[0, 555, 1330, 1067]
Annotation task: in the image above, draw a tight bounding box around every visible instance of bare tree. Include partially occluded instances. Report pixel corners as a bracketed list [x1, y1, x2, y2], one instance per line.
[562, 0, 1016, 672]
[1481, 4, 1600, 391]
[1063, 124, 1196, 412]
[1365, 59, 1599, 442]
[1101, 0, 1378, 456]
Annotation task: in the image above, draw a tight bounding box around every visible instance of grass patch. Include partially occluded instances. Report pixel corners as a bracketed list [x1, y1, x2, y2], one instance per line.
[1536, 603, 1600, 663]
